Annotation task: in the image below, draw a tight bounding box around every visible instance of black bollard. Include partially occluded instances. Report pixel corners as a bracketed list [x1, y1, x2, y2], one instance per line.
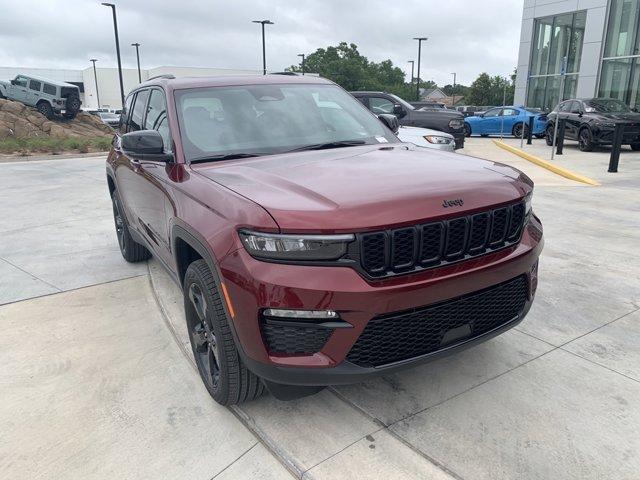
[527, 116, 534, 145]
[608, 124, 624, 173]
[556, 118, 566, 155]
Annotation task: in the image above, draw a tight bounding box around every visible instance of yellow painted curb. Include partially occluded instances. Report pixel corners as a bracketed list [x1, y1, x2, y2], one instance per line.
[493, 140, 600, 186]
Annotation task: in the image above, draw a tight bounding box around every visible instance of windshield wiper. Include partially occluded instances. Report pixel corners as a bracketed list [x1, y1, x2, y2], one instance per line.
[190, 153, 264, 163]
[284, 140, 367, 153]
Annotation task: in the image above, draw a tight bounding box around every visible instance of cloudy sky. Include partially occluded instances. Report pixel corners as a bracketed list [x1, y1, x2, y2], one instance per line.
[0, 0, 523, 86]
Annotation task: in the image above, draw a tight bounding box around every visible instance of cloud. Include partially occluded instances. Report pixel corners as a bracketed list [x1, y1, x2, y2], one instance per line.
[0, 0, 522, 86]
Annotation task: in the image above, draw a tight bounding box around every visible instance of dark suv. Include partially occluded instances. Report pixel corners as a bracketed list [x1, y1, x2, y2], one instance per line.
[107, 75, 543, 405]
[546, 98, 640, 151]
[351, 91, 466, 148]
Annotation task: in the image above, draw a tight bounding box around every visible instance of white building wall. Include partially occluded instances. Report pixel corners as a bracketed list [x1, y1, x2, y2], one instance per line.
[515, 0, 609, 106]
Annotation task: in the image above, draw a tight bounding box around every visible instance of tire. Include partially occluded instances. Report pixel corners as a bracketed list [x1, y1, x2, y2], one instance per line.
[464, 123, 472, 137]
[184, 259, 265, 405]
[578, 127, 594, 152]
[65, 95, 81, 114]
[480, 134, 489, 137]
[545, 125, 554, 146]
[535, 134, 545, 139]
[630, 143, 640, 151]
[512, 122, 529, 138]
[36, 101, 54, 120]
[111, 192, 150, 262]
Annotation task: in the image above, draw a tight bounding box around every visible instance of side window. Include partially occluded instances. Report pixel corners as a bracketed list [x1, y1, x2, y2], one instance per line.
[29, 80, 42, 91]
[14, 76, 28, 88]
[145, 89, 171, 151]
[570, 101, 582, 114]
[120, 94, 134, 133]
[501, 108, 518, 116]
[483, 108, 501, 117]
[129, 90, 149, 132]
[43, 83, 56, 95]
[369, 97, 395, 114]
[559, 102, 571, 113]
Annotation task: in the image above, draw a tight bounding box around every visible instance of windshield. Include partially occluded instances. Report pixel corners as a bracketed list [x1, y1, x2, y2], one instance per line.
[584, 99, 631, 113]
[175, 83, 399, 162]
[388, 93, 415, 111]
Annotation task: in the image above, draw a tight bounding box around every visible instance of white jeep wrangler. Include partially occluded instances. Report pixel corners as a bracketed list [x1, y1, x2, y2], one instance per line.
[0, 74, 82, 120]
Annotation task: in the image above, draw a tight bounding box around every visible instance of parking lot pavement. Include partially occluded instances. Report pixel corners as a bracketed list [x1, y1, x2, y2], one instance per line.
[0, 157, 147, 304]
[2, 154, 640, 479]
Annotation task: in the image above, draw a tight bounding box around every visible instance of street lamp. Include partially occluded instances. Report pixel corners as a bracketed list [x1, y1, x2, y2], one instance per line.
[407, 60, 415, 84]
[252, 20, 274, 75]
[131, 43, 141, 83]
[413, 37, 428, 101]
[451, 72, 457, 105]
[90, 59, 100, 109]
[101, 3, 125, 109]
[297, 53, 305, 75]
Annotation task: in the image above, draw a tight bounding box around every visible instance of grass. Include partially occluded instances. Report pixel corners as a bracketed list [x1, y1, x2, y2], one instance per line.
[0, 136, 112, 155]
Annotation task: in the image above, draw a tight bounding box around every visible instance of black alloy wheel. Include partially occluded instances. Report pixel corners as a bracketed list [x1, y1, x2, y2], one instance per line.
[578, 128, 594, 152]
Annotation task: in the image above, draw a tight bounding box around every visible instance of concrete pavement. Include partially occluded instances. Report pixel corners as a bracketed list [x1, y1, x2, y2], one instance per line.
[1, 148, 639, 479]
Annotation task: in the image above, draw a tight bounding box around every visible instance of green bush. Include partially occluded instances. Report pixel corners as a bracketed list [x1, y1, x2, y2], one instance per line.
[0, 135, 112, 155]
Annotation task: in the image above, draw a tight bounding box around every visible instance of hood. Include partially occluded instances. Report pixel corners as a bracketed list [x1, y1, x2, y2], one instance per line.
[193, 145, 531, 232]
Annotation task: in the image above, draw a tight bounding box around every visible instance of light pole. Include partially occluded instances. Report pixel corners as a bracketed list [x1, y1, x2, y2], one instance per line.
[451, 72, 457, 105]
[90, 59, 100, 109]
[252, 20, 274, 75]
[413, 37, 428, 101]
[101, 3, 125, 109]
[297, 53, 305, 75]
[407, 60, 415, 83]
[131, 43, 141, 83]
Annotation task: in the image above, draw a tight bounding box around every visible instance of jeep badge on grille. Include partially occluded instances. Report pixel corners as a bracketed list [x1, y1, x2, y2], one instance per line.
[442, 198, 464, 208]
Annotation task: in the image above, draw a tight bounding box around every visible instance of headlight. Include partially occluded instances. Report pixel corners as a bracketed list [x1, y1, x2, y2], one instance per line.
[448, 119, 463, 129]
[424, 135, 452, 144]
[524, 192, 533, 221]
[239, 231, 354, 261]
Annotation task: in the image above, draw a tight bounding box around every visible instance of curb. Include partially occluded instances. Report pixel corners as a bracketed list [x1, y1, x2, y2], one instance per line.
[492, 140, 600, 186]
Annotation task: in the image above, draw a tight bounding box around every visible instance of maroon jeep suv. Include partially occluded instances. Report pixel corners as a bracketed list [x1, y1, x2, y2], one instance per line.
[106, 75, 543, 405]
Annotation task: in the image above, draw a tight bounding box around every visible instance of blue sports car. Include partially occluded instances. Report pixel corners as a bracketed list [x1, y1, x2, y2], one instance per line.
[464, 106, 547, 138]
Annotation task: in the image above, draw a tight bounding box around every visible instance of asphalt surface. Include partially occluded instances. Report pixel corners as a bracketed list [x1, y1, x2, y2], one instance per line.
[1, 142, 639, 479]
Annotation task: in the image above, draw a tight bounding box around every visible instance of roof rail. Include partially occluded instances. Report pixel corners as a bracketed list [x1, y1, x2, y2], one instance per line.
[147, 74, 176, 81]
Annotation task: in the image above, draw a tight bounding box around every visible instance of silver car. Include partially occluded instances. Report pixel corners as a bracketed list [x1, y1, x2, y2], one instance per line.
[0, 74, 82, 120]
[396, 125, 455, 151]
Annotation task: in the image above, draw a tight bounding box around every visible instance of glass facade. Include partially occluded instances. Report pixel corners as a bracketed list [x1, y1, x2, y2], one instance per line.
[527, 11, 586, 110]
[598, 0, 640, 108]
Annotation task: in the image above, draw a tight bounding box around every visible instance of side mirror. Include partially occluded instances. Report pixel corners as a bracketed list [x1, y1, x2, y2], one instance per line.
[478, 113, 485, 118]
[121, 130, 173, 162]
[393, 104, 406, 117]
[632, 107, 638, 113]
[378, 113, 399, 134]
[10, 79, 17, 85]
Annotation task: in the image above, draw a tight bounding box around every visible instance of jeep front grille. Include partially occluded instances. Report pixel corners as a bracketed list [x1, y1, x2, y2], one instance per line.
[358, 201, 525, 277]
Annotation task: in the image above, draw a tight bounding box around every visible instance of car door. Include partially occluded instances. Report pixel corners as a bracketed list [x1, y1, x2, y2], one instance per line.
[480, 107, 502, 134]
[566, 101, 583, 140]
[500, 108, 519, 135]
[130, 88, 175, 262]
[113, 89, 149, 236]
[26, 79, 42, 106]
[9, 76, 29, 103]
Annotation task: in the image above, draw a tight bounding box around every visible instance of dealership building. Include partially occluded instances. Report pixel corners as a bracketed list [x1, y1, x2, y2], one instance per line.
[0, 65, 261, 111]
[515, 0, 640, 110]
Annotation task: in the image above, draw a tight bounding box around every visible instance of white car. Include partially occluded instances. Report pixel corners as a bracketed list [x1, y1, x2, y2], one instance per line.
[396, 125, 455, 151]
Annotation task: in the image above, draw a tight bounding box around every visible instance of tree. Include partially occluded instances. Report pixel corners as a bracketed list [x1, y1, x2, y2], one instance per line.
[287, 42, 416, 100]
[466, 72, 515, 106]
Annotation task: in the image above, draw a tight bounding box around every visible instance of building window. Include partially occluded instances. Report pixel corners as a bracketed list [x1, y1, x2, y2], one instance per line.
[527, 11, 586, 110]
[599, 0, 640, 108]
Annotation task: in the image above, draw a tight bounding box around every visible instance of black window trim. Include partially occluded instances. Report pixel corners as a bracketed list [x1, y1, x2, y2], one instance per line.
[127, 88, 151, 133]
[145, 87, 172, 153]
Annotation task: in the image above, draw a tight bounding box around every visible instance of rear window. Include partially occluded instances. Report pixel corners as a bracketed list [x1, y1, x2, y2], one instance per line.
[43, 83, 56, 95]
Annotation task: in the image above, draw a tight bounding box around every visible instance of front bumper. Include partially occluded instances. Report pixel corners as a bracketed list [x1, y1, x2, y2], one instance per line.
[219, 216, 543, 386]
